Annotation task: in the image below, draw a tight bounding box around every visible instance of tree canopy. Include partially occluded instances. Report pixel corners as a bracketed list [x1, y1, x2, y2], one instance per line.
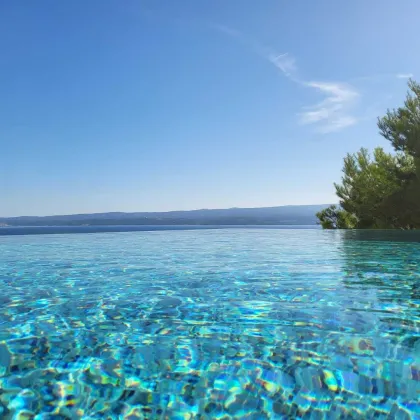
[317, 80, 420, 229]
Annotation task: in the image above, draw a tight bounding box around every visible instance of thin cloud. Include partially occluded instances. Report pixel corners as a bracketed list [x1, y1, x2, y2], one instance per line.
[268, 53, 296, 77]
[350, 73, 412, 83]
[299, 81, 359, 133]
[263, 56, 359, 132]
[213, 24, 359, 133]
[396, 73, 413, 79]
[264, 52, 359, 132]
[211, 23, 242, 38]
[146, 16, 409, 134]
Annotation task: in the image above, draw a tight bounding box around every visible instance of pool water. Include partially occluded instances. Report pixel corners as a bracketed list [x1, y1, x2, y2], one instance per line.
[0, 229, 419, 419]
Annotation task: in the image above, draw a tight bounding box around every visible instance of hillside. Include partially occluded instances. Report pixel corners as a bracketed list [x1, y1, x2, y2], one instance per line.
[0, 205, 330, 226]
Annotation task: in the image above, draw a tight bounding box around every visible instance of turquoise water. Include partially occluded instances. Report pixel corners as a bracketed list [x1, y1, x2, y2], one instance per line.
[0, 229, 419, 419]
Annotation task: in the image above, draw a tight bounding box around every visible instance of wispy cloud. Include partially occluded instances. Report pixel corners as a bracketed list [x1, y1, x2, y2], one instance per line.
[267, 57, 360, 132]
[211, 23, 242, 38]
[213, 24, 359, 133]
[396, 73, 413, 79]
[268, 53, 296, 77]
[268, 55, 359, 132]
[263, 55, 360, 132]
[299, 81, 359, 133]
[139, 13, 409, 132]
[213, 24, 414, 133]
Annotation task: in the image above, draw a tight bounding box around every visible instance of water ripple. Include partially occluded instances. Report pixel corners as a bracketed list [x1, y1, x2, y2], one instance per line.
[0, 229, 419, 419]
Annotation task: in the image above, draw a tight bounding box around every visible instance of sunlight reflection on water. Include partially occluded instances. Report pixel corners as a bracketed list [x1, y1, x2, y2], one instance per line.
[0, 229, 419, 418]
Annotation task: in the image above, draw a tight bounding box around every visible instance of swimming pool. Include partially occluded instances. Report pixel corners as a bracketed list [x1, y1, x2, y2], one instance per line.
[0, 229, 419, 418]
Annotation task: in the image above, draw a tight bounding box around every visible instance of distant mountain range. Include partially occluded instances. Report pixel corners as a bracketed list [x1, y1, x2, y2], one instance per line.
[0, 205, 331, 226]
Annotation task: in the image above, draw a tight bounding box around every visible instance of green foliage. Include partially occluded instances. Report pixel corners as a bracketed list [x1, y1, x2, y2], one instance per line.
[334, 147, 415, 228]
[318, 80, 420, 229]
[378, 80, 420, 160]
[316, 205, 356, 229]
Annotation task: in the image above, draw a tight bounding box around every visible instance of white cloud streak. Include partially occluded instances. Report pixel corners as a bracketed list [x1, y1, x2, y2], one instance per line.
[299, 81, 359, 133]
[268, 53, 296, 77]
[213, 24, 411, 133]
[265, 52, 359, 132]
[212, 24, 359, 133]
[396, 73, 413, 79]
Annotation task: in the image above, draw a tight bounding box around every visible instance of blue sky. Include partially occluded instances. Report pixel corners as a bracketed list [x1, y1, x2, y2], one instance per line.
[1, 0, 419, 216]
